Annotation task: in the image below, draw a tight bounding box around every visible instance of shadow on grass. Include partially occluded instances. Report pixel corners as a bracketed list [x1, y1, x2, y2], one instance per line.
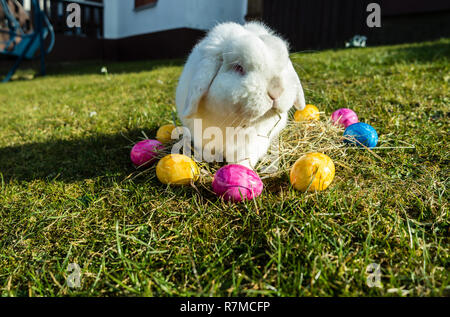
[0, 129, 158, 183]
[293, 40, 450, 64]
[2, 40, 448, 80]
[0, 58, 185, 80]
[381, 40, 450, 64]
[47, 58, 185, 76]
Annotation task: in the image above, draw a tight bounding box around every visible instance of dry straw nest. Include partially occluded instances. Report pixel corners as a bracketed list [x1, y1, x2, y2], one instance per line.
[256, 115, 346, 179]
[129, 110, 361, 192]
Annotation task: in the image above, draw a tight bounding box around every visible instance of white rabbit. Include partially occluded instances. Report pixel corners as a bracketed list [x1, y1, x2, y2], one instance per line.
[176, 22, 305, 169]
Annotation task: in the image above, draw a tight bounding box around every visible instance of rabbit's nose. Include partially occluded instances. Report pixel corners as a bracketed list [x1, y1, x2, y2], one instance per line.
[268, 76, 284, 100]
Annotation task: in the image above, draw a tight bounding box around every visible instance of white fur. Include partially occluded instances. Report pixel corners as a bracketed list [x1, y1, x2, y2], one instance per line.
[176, 22, 306, 168]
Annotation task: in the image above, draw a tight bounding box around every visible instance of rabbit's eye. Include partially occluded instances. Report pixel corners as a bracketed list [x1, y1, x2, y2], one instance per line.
[232, 64, 245, 76]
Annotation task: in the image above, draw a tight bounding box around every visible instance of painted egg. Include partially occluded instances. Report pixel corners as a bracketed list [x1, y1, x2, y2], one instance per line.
[294, 104, 320, 121]
[212, 164, 263, 202]
[156, 154, 199, 185]
[156, 124, 176, 143]
[343, 122, 378, 148]
[130, 139, 163, 167]
[331, 108, 359, 128]
[290, 153, 335, 192]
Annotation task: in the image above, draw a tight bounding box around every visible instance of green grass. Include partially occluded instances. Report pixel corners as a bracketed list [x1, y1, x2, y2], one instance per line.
[0, 39, 448, 297]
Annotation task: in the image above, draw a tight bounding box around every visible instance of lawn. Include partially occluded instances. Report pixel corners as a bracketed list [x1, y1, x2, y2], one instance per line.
[0, 39, 448, 297]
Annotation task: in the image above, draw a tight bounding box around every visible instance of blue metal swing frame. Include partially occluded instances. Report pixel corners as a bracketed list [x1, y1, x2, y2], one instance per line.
[0, 0, 55, 82]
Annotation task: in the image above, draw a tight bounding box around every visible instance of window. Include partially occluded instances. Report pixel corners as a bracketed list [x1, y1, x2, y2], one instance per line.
[135, 0, 158, 10]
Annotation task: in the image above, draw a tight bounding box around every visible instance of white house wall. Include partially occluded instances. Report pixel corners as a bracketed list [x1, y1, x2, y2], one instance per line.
[104, 0, 248, 39]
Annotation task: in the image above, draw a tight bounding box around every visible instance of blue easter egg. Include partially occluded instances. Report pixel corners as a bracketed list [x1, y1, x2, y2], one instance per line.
[344, 122, 378, 148]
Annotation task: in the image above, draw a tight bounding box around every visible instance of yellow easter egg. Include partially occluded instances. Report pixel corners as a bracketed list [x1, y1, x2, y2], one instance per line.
[156, 124, 176, 143]
[290, 153, 335, 192]
[156, 154, 199, 185]
[294, 104, 320, 121]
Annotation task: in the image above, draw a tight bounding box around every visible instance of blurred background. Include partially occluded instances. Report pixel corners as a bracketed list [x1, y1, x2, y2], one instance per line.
[1, 0, 450, 62]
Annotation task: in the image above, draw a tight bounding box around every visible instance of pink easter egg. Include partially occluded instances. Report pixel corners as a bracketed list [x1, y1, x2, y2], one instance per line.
[212, 164, 263, 202]
[331, 108, 359, 128]
[130, 139, 163, 167]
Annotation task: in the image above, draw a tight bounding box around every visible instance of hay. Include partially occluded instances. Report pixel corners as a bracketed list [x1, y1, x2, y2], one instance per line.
[127, 112, 381, 185]
[256, 114, 345, 178]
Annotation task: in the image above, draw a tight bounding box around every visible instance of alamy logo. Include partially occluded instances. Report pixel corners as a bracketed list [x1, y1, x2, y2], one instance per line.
[66, 3, 81, 28]
[366, 3, 381, 28]
[366, 263, 382, 288]
[66, 262, 81, 288]
[168, 119, 281, 171]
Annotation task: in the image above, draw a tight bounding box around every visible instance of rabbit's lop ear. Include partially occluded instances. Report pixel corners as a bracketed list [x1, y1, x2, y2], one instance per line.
[182, 55, 222, 118]
[289, 62, 306, 110]
[294, 80, 306, 110]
